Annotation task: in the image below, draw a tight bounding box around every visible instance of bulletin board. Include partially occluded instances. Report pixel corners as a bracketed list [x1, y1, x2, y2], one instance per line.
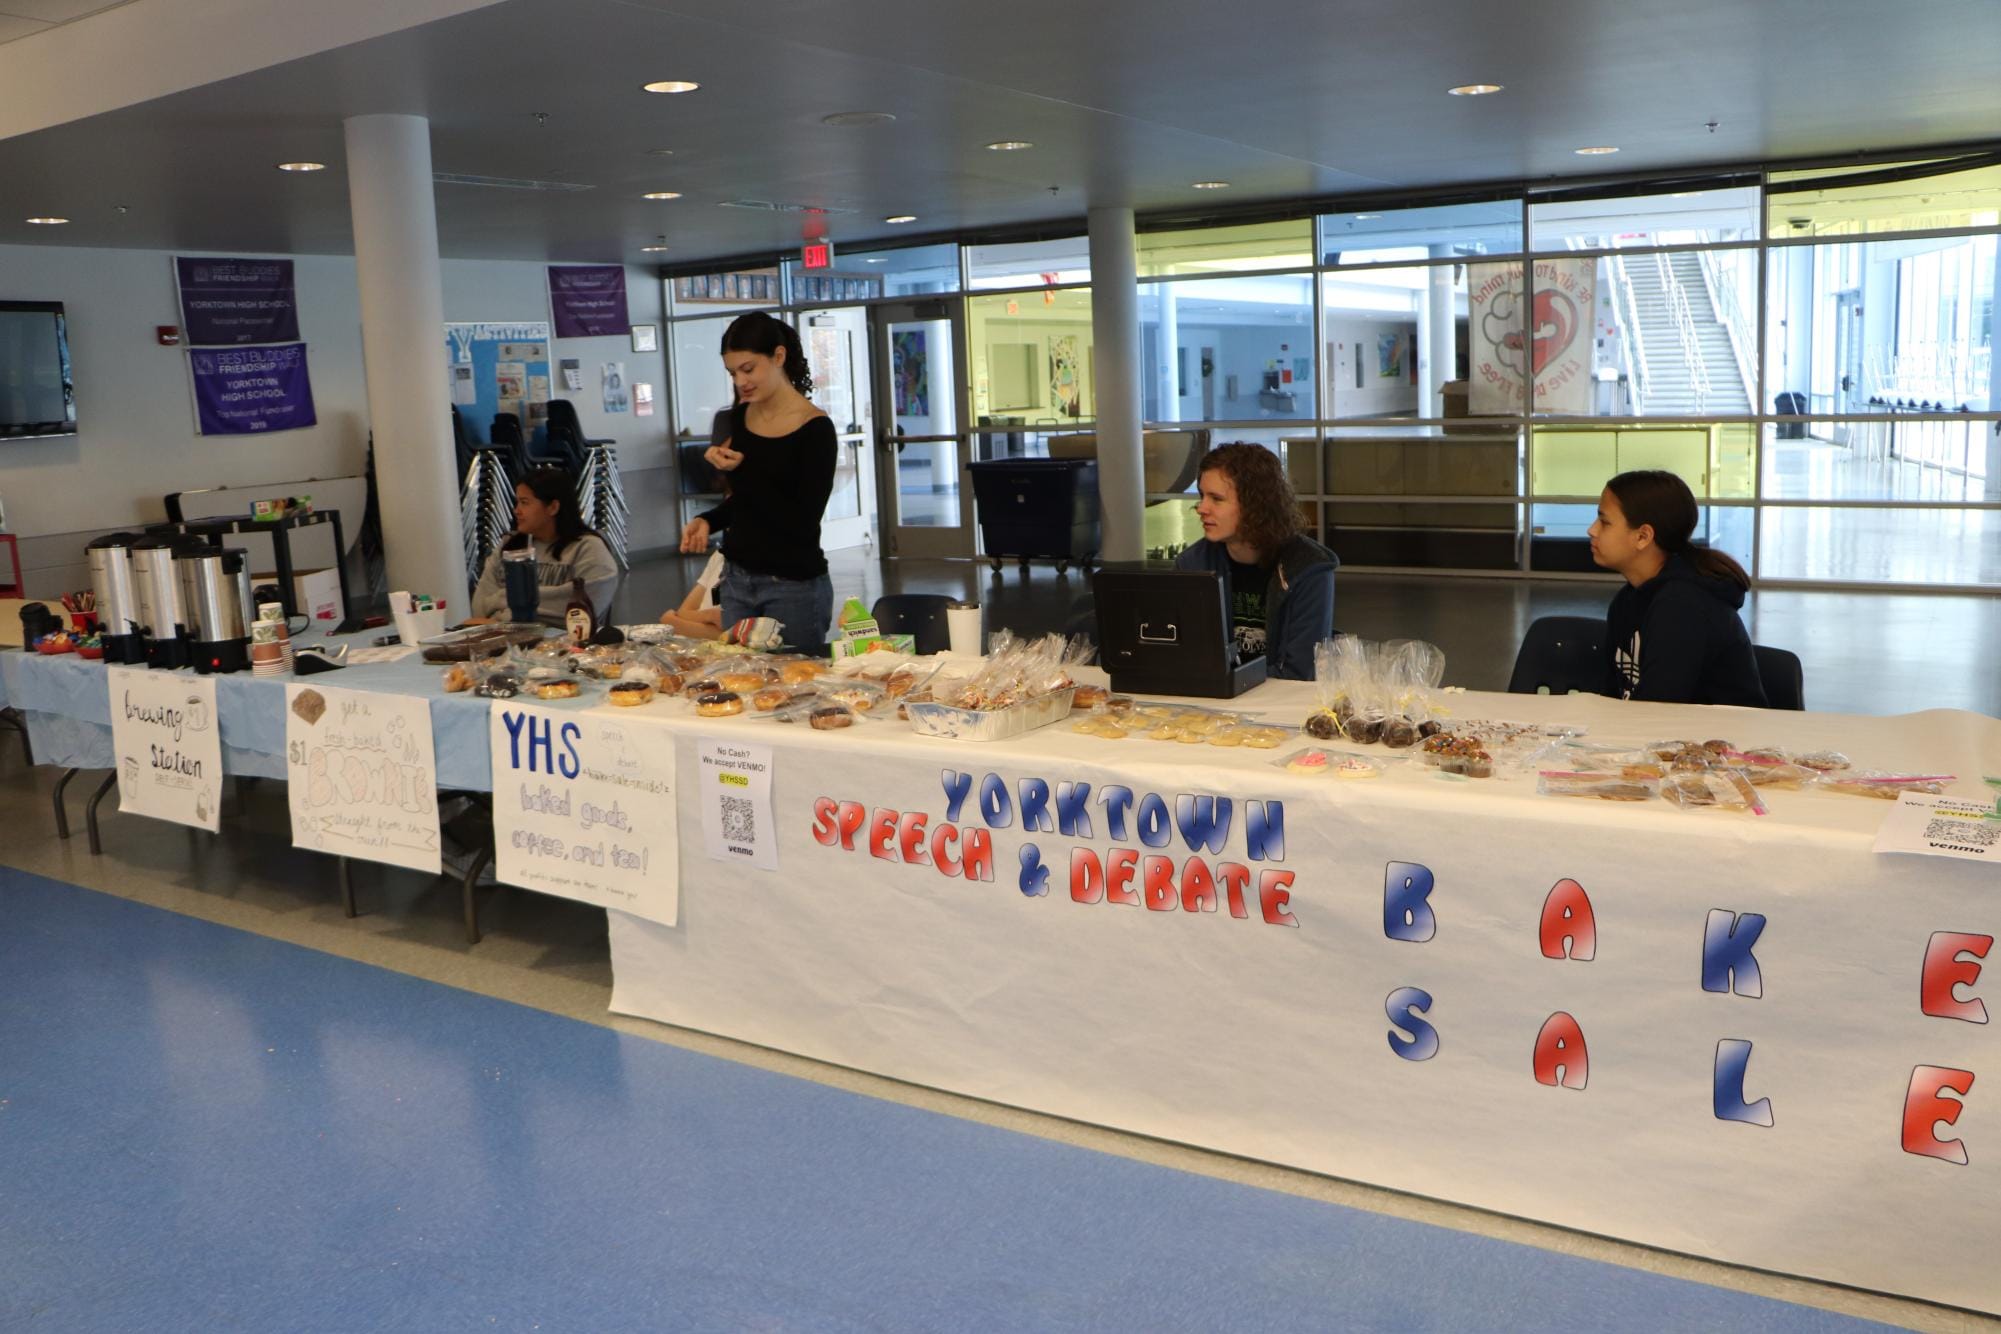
[445, 322, 552, 445]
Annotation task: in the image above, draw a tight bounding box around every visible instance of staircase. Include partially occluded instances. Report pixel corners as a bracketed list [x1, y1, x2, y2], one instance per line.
[1622, 253, 1751, 415]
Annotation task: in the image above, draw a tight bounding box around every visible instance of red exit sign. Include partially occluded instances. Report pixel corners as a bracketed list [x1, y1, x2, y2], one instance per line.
[801, 241, 834, 270]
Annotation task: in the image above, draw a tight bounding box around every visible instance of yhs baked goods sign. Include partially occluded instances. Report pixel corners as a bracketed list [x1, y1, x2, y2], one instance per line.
[107, 666, 222, 832]
[285, 683, 441, 874]
[490, 703, 678, 925]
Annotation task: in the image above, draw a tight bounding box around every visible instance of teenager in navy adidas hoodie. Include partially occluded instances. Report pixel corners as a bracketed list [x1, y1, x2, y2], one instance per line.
[1588, 470, 1768, 708]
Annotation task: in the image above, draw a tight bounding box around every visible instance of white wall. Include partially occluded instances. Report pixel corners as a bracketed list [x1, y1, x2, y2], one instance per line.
[0, 243, 670, 593]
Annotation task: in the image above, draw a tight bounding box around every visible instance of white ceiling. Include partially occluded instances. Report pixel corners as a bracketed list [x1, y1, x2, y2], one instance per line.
[0, 0, 131, 42]
[4, 0, 2001, 266]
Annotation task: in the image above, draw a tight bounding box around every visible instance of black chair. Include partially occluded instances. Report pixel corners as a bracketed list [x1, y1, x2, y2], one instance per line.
[450, 405, 475, 481]
[1753, 644, 1805, 710]
[871, 594, 955, 655]
[1506, 616, 1607, 696]
[545, 399, 603, 473]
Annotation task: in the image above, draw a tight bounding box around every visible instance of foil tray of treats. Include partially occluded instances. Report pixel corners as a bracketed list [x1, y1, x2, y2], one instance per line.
[419, 622, 552, 662]
[1069, 695, 1290, 749]
[1300, 636, 1450, 750]
[903, 631, 1091, 741]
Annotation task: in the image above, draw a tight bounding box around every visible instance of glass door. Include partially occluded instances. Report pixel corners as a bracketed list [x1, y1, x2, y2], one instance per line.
[872, 299, 974, 558]
[798, 308, 876, 552]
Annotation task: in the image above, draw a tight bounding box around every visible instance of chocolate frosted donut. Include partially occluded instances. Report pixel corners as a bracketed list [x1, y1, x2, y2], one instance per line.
[694, 691, 744, 717]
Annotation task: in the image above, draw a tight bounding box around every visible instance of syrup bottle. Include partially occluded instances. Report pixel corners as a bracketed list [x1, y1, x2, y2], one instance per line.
[565, 578, 596, 645]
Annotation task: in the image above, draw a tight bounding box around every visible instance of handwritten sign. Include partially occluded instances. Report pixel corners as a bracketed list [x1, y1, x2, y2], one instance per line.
[489, 703, 678, 925]
[698, 737, 777, 870]
[285, 683, 441, 874]
[107, 665, 222, 831]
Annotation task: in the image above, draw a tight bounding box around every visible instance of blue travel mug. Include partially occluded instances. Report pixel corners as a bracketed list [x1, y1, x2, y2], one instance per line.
[501, 545, 540, 623]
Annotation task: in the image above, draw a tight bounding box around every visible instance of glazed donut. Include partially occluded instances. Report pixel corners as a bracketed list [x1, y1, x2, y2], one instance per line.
[534, 678, 581, 700]
[695, 691, 744, 717]
[780, 661, 824, 685]
[751, 685, 793, 712]
[717, 671, 770, 694]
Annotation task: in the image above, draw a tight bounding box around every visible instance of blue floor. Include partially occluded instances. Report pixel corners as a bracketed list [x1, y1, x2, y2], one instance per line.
[0, 867, 1899, 1333]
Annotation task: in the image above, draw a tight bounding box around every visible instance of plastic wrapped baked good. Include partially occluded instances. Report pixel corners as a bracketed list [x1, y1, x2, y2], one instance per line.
[1537, 771, 1657, 802]
[1662, 768, 1766, 814]
[1071, 716, 1128, 740]
[607, 680, 655, 707]
[694, 690, 744, 717]
[1812, 771, 1951, 799]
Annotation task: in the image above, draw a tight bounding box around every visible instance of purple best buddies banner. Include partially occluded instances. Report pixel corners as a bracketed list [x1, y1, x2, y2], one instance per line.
[189, 343, 318, 435]
[176, 257, 301, 346]
[547, 265, 631, 338]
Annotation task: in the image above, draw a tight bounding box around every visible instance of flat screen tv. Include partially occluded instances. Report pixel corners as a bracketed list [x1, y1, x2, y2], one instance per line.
[0, 300, 77, 439]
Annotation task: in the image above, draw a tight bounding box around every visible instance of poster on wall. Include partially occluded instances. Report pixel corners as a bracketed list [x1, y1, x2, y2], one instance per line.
[548, 264, 631, 337]
[892, 329, 928, 416]
[489, 703, 679, 926]
[188, 343, 318, 435]
[107, 666, 222, 832]
[175, 257, 300, 346]
[1468, 259, 1593, 414]
[1376, 331, 1404, 379]
[1049, 335, 1080, 417]
[444, 323, 552, 443]
[284, 683, 441, 875]
[601, 361, 629, 414]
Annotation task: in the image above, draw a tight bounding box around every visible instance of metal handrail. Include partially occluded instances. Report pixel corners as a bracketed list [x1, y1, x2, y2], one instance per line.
[1696, 249, 1757, 411]
[1607, 254, 1649, 413]
[1656, 251, 1710, 415]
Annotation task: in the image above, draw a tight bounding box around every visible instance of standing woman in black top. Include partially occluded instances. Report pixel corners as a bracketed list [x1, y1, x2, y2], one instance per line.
[679, 313, 838, 649]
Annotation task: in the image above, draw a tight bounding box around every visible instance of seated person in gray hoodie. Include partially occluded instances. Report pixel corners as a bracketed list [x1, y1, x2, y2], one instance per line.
[468, 466, 619, 625]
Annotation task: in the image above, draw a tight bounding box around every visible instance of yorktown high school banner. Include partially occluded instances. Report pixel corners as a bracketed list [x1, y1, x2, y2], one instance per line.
[609, 739, 2000, 1313]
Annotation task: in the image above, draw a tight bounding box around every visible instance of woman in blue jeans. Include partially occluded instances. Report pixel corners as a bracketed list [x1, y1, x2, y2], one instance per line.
[678, 313, 837, 650]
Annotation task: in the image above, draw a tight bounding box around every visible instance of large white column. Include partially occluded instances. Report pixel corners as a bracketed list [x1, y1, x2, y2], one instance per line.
[1426, 245, 1458, 423]
[1088, 206, 1145, 561]
[343, 113, 467, 600]
[1155, 282, 1181, 423]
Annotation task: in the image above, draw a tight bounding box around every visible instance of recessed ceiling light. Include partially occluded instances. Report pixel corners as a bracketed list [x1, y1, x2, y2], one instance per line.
[822, 111, 896, 128]
[642, 191, 682, 200]
[1191, 180, 1230, 190]
[884, 214, 917, 224]
[985, 140, 1033, 152]
[276, 161, 325, 173]
[1574, 145, 1620, 155]
[25, 216, 68, 225]
[642, 80, 700, 94]
[1447, 83, 1503, 96]
[640, 244, 670, 252]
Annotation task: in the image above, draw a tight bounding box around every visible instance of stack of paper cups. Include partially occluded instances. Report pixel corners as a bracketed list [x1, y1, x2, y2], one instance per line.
[946, 601, 983, 656]
[250, 618, 294, 676]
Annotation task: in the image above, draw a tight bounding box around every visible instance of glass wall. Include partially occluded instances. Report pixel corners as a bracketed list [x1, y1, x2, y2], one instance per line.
[659, 153, 2001, 588]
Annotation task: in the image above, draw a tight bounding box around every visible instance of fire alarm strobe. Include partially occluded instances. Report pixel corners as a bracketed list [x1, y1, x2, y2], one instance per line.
[157, 326, 181, 346]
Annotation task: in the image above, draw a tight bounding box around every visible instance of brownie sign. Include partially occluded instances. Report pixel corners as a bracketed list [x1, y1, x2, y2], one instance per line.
[285, 683, 441, 874]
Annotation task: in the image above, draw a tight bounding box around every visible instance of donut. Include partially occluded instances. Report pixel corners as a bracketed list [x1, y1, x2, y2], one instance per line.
[442, 664, 473, 693]
[780, 661, 824, 685]
[752, 685, 793, 712]
[608, 681, 655, 707]
[654, 672, 685, 695]
[808, 706, 854, 730]
[695, 691, 744, 717]
[883, 670, 921, 698]
[534, 678, 581, 700]
[684, 677, 722, 698]
[718, 671, 770, 694]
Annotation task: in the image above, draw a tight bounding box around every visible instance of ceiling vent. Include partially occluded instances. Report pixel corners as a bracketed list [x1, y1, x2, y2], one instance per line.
[718, 199, 856, 214]
[433, 172, 594, 192]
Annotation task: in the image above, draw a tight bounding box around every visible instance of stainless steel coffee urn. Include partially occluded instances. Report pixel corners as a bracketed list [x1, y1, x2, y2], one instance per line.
[176, 545, 251, 675]
[85, 532, 148, 664]
[131, 534, 193, 668]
